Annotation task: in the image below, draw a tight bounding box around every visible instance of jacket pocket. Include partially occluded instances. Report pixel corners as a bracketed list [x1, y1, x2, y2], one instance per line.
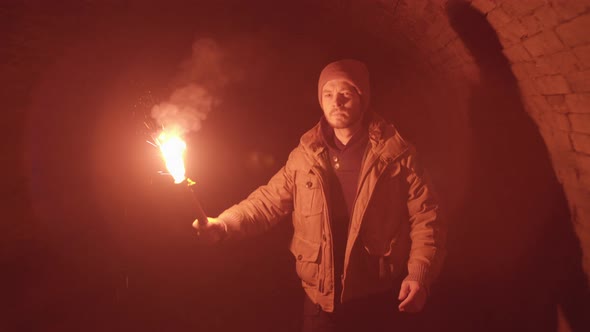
[362, 242, 394, 281]
[290, 234, 321, 286]
[295, 172, 323, 216]
[363, 232, 409, 281]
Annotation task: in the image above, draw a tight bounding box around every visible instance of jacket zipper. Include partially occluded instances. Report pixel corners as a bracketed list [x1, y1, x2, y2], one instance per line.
[312, 163, 333, 296]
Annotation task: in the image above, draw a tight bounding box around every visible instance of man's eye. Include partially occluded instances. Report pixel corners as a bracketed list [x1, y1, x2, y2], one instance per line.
[324, 94, 332, 98]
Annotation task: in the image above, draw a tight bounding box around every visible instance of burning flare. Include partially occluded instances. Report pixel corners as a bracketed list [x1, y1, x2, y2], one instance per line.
[145, 124, 209, 225]
[156, 130, 187, 183]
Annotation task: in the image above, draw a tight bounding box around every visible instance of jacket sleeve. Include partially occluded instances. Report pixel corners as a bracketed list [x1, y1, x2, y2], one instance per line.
[216, 149, 297, 238]
[401, 148, 447, 289]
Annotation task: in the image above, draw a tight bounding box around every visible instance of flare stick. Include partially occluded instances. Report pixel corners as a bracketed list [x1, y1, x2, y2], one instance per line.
[184, 178, 208, 226]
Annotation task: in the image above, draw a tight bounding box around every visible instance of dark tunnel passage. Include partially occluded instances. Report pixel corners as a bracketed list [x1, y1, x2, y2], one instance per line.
[4, 1, 590, 331]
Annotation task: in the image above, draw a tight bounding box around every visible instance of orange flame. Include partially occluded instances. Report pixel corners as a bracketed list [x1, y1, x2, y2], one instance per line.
[157, 131, 187, 184]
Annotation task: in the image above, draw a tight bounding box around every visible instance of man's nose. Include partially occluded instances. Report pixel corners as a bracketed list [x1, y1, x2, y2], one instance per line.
[336, 93, 347, 106]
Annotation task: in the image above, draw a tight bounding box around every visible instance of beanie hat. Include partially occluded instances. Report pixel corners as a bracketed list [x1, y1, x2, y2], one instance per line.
[318, 59, 370, 111]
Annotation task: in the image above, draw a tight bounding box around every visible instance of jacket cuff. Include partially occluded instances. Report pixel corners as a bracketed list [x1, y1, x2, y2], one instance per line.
[405, 262, 430, 287]
[217, 209, 243, 237]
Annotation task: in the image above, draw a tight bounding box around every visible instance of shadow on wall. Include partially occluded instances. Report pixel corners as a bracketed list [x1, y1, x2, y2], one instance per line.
[422, 2, 589, 332]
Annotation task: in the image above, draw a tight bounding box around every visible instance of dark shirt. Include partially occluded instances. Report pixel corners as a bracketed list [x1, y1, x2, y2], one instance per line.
[320, 118, 369, 299]
[329, 131, 369, 218]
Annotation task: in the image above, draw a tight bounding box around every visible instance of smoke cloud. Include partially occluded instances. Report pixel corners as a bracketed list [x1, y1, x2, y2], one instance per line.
[150, 84, 216, 135]
[151, 38, 234, 135]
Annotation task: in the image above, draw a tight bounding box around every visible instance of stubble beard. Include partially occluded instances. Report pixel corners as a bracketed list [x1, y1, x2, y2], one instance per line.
[327, 109, 360, 129]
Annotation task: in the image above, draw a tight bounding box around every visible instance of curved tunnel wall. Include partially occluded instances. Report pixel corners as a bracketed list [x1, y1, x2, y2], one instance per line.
[469, 0, 590, 281]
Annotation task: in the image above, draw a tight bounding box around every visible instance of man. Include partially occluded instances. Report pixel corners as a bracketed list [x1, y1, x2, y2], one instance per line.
[195, 59, 446, 332]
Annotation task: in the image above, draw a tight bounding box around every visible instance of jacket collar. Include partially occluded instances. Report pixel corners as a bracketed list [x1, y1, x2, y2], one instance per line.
[300, 112, 410, 163]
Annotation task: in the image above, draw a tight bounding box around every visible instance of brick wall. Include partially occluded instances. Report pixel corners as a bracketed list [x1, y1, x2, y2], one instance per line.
[470, 0, 590, 283]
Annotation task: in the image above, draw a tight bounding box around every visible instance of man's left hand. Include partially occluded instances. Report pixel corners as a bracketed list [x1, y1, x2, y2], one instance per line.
[397, 280, 427, 313]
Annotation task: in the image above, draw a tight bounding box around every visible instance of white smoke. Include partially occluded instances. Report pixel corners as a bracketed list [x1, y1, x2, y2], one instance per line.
[150, 34, 277, 135]
[151, 38, 228, 135]
[151, 84, 216, 135]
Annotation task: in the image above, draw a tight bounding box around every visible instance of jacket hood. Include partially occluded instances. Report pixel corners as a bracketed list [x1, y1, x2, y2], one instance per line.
[300, 112, 410, 162]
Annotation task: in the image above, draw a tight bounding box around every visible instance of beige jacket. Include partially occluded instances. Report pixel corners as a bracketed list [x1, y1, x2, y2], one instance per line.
[219, 112, 446, 312]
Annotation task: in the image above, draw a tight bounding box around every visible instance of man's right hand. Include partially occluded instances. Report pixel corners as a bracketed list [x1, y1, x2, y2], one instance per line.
[192, 217, 228, 245]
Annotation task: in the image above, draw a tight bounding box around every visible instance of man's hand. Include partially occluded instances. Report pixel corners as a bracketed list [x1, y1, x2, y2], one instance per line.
[397, 280, 427, 313]
[192, 217, 227, 245]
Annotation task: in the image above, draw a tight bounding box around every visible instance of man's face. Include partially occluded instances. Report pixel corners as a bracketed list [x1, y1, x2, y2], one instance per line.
[321, 79, 363, 129]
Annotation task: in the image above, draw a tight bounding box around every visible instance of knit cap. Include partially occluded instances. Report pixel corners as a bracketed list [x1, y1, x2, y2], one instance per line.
[318, 59, 370, 111]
